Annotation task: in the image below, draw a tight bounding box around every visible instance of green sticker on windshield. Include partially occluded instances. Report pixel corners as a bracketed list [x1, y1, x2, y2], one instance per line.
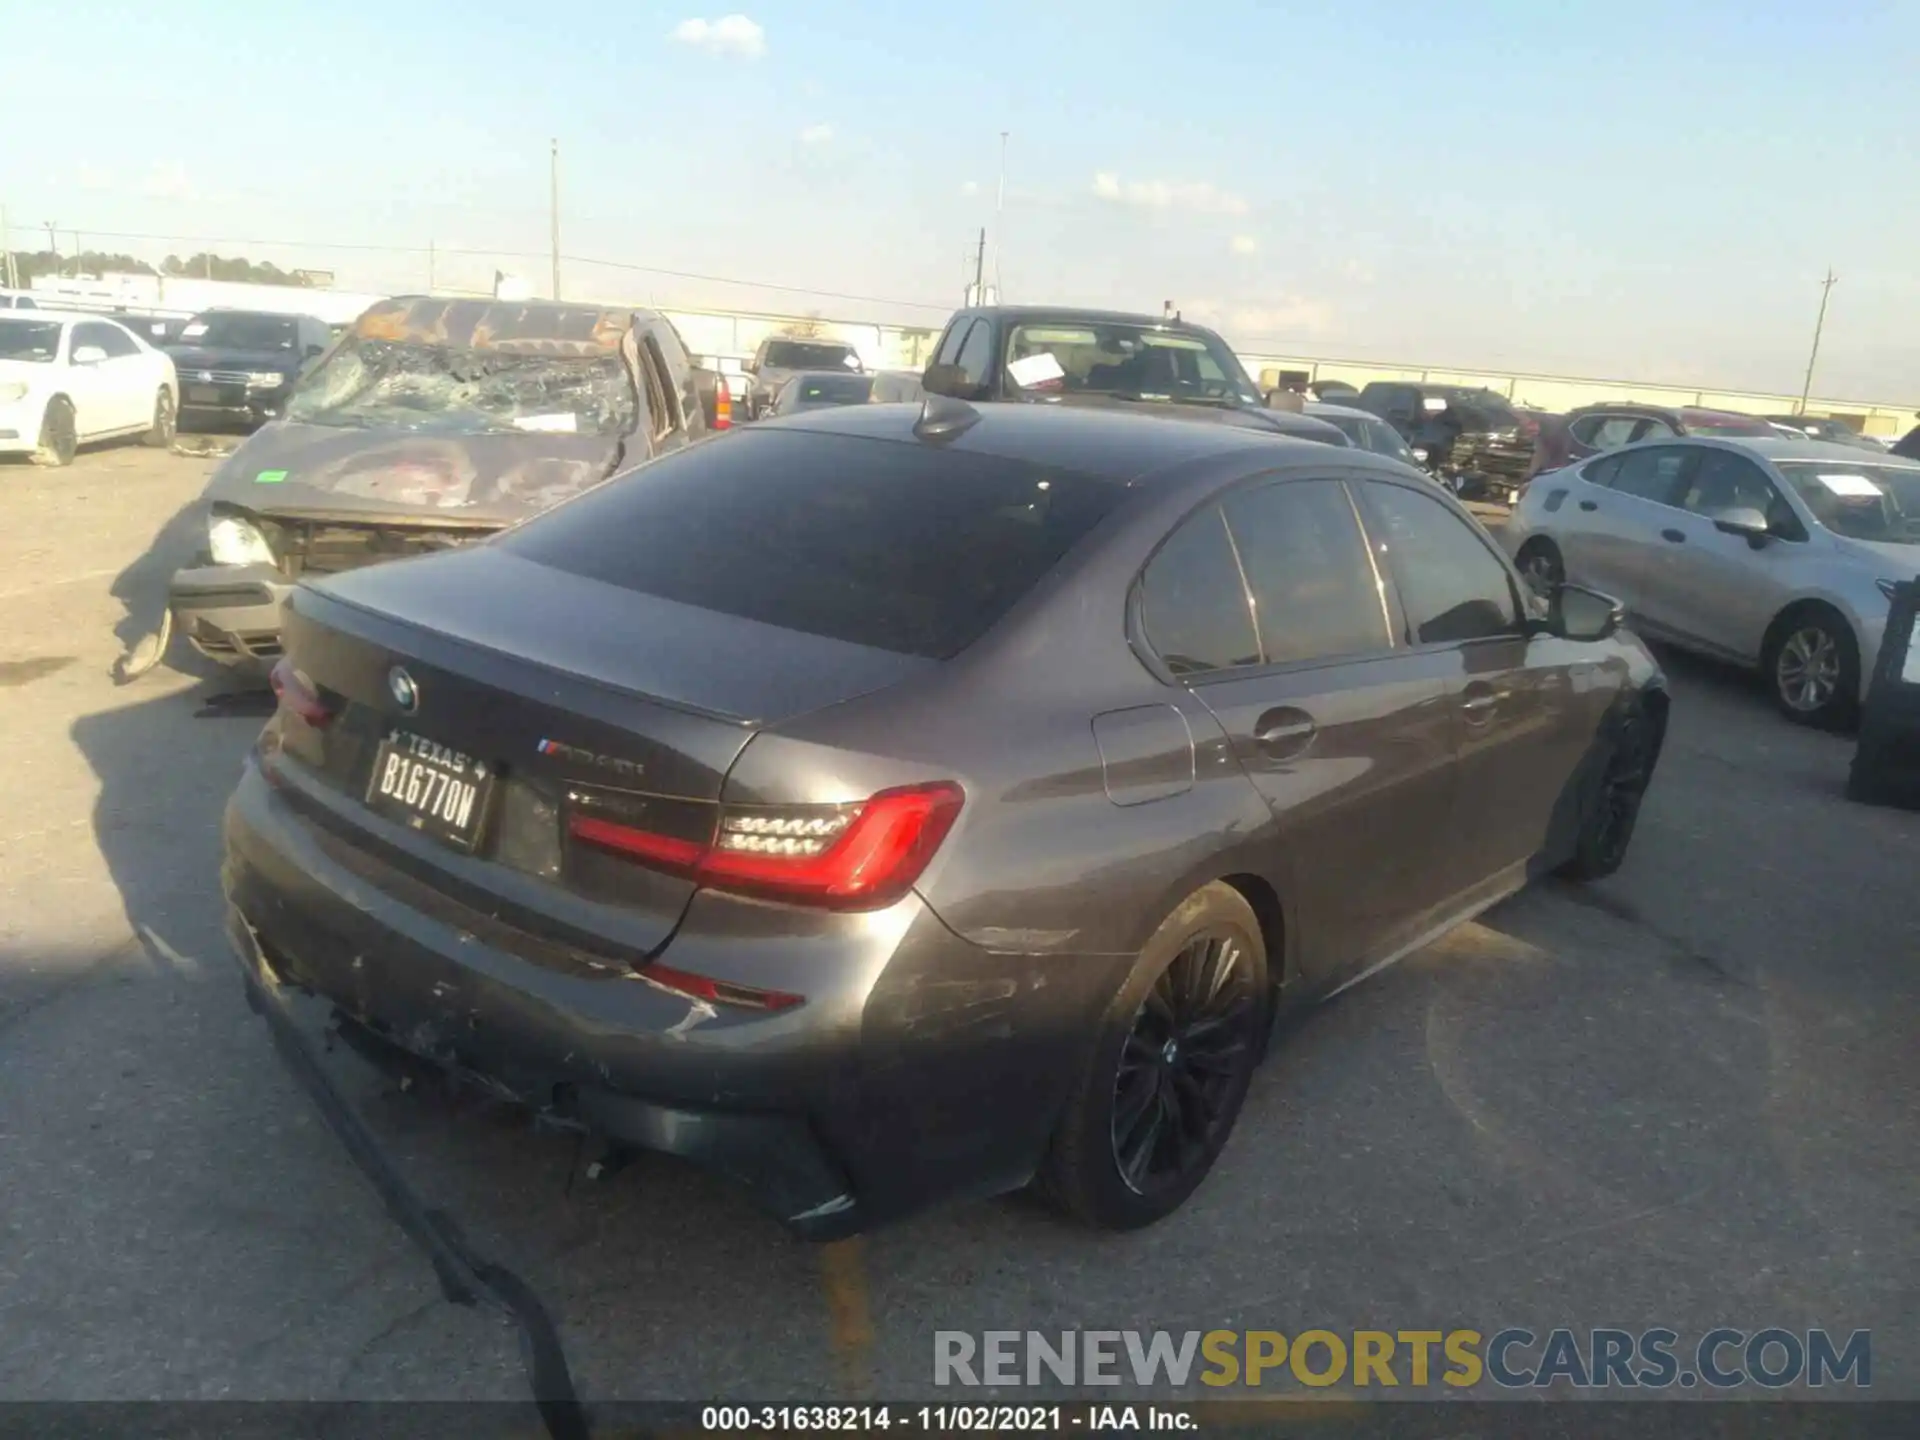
[254, 469, 288, 484]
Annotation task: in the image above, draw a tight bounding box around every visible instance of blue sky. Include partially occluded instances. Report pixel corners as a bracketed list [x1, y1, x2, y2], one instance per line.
[4, 0, 1917, 399]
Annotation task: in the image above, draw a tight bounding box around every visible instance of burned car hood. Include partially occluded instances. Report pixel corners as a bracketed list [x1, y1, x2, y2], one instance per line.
[200, 420, 627, 526]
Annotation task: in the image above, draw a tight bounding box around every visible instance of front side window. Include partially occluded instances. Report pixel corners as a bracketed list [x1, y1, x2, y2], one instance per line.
[1360, 481, 1520, 645]
[1605, 445, 1696, 504]
[1139, 507, 1262, 676]
[1220, 480, 1389, 665]
[1676, 449, 1783, 518]
[95, 323, 140, 358]
[1591, 415, 1646, 449]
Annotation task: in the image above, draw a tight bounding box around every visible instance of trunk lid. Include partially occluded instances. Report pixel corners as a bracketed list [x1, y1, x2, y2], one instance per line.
[273, 544, 935, 954]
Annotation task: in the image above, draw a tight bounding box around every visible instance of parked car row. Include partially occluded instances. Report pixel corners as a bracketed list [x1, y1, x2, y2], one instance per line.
[0, 308, 178, 463]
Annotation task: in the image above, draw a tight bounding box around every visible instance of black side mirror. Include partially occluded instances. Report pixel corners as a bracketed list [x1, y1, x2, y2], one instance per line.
[921, 363, 982, 401]
[1548, 582, 1623, 643]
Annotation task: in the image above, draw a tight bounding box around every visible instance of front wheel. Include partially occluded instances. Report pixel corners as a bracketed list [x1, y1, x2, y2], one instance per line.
[32, 396, 77, 467]
[143, 387, 177, 448]
[1038, 882, 1268, 1230]
[1559, 700, 1665, 881]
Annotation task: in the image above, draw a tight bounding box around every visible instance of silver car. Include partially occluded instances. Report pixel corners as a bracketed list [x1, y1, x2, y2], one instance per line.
[1506, 436, 1920, 727]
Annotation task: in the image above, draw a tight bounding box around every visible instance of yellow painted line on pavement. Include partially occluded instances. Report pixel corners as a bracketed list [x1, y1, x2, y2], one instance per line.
[817, 1237, 877, 1397]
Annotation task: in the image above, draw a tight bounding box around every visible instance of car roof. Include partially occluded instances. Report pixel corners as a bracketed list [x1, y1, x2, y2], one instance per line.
[189, 307, 323, 321]
[1303, 401, 1378, 421]
[0, 308, 129, 326]
[351, 295, 660, 356]
[1699, 436, 1920, 467]
[751, 398, 1347, 484]
[953, 305, 1228, 336]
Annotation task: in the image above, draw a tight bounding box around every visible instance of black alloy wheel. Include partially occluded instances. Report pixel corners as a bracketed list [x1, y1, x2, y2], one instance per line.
[1560, 703, 1663, 881]
[1038, 882, 1268, 1230]
[1110, 932, 1259, 1197]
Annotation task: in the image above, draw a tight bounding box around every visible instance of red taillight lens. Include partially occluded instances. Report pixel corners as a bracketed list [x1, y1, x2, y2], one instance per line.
[268, 657, 334, 727]
[713, 384, 732, 430]
[569, 781, 964, 912]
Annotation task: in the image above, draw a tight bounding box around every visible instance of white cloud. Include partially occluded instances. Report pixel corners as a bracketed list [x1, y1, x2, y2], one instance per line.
[960, 180, 981, 197]
[1230, 235, 1258, 255]
[671, 14, 766, 58]
[76, 163, 115, 191]
[1091, 171, 1249, 217]
[799, 123, 834, 146]
[1230, 299, 1336, 336]
[138, 162, 193, 200]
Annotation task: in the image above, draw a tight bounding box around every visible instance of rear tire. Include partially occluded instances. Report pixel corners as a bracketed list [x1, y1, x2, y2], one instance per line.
[143, 387, 176, 448]
[1763, 606, 1859, 730]
[1038, 882, 1268, 1230]
[31, 397, 77, 467]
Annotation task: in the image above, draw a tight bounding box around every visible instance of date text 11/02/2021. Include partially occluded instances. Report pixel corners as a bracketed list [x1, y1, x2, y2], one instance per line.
[701, 1407, 1195, 1432]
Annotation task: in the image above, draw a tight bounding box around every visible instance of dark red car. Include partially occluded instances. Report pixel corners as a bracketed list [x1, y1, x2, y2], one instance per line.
[1530, 402, 1774, 479]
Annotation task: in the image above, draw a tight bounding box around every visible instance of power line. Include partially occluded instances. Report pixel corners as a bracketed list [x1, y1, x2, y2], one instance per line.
[9, 226, 955, 312]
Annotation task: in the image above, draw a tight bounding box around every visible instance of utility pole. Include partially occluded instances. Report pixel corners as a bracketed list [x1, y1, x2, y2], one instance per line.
[1, 205, 15, 288]
[971, 227, 986, 303]
[991, 130, 1009, 297]
[549, 138, 561, 302]
[1797, 268, 1838, 415]
[428, 239, 436, 294]
[44, 221, 57, 278]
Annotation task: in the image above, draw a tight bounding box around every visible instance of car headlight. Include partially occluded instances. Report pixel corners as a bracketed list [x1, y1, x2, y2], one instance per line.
[0, 382, 27, 403]
[245, 372, 286, 389]
[208, 514, 276, 567]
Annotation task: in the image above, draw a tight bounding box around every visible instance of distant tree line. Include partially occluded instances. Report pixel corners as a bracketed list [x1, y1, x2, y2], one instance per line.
[2, 249, 316, 287]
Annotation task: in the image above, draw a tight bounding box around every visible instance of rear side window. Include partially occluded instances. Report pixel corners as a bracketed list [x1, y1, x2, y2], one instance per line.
[501, 430, 1125, 659]
[1221, 480, 1388, 665]
[1139, 508, 1261, 676]
[1360, 482, 1519, 645]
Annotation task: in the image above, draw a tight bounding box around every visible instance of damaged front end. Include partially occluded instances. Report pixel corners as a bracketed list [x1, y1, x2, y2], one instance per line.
[166, 296, 644, 674]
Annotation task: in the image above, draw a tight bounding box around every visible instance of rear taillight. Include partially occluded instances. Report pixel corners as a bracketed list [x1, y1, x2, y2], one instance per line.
[268, 657, 334, 728]
[712, 384, 732, 430]
[570, 781, 964, 912]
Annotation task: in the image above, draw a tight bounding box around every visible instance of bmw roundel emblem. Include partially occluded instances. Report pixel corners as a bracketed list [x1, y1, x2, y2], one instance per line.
[388, 666, 419, 713]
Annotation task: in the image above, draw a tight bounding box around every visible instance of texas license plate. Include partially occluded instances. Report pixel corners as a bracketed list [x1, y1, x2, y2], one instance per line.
[365, 730, 494, 850]
[186, 385, 221, 404]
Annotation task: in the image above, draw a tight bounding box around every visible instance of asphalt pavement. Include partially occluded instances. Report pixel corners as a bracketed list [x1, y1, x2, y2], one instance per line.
[1, 442, 1915, 1407]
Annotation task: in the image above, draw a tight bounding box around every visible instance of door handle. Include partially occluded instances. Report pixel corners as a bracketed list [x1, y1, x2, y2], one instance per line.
[1661, 528, 1687, 544]
[1253, 707, 1317, 758]
[1460, 688, 1501, 724]
[1578, 499, 1598, 511]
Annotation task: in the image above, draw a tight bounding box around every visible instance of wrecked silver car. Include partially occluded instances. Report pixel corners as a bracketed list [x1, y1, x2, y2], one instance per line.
[169, 295, 715, 670]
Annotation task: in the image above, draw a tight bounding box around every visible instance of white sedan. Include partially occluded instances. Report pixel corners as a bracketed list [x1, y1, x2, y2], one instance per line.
[0, 310, 179, 466]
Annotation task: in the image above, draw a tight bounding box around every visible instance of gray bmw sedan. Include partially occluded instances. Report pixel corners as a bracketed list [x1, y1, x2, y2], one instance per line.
[223, 397, 1668, 1238]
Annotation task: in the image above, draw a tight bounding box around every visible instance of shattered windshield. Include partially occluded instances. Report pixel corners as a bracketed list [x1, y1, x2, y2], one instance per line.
[284, 339, 637, 438]
[1004, 321, 1261, 407]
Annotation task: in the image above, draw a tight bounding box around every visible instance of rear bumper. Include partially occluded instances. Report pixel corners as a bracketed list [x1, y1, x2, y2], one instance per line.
[171, 562, 290, 667]
[221, 761, 1123, 1235]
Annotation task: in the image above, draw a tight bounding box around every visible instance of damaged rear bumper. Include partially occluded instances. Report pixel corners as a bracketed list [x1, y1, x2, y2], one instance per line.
[218, 762, 1105, 1238]
[171, 562, 291, 668]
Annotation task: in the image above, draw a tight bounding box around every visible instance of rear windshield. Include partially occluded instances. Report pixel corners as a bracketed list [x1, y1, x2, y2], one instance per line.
[500, 430, 1127, 658]
[762, 341, 860, 371]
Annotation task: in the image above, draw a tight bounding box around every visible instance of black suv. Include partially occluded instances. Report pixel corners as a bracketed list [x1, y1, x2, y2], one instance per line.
[163, 309, 334, 428]
[1352, 382, 1539, 503]
[918, 305, 1349, 446]
[743, 335, 864, 419]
